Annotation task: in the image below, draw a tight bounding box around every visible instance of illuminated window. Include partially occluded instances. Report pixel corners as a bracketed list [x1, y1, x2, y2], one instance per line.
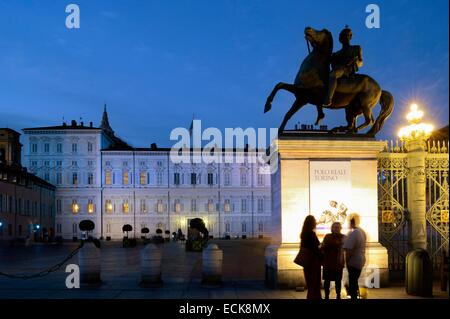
[224, 199, 231, 212]
[105, 170, 112, 185]
[122, 200, 129, 213]
[140, 171, 147, 185]
[140, 199, 147, 213]
[207, 199, 215, 212]
[157, 199, 164, 213]
[88, 199, 94, 214]
[105, 200, 113, 213]
[72, 200, 79, 214]
[123, 171, 129, 185]
[174, 199, 181, 212]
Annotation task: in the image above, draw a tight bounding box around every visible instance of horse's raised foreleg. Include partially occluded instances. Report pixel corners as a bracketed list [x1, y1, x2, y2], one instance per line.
[264, 82, 299, 113]
[279, 99, 305, 132]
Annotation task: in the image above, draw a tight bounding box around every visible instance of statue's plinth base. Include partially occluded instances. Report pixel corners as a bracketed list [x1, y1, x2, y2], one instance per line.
[266, 136, 389, 289]
[265, 243, 305, 289]
[265, 243, 389, 289]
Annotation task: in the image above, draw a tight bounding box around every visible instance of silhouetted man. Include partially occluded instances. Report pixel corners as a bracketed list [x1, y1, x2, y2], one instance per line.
[343, 214, 366, 299]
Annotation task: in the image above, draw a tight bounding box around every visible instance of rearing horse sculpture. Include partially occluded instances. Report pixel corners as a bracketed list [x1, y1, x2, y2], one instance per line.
[264, 27, 394, 135]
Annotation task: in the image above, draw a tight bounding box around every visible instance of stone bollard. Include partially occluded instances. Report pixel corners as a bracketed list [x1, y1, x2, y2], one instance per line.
[78, 241, 101, 285]
[405, 248, 433, 297]
[140, 244, 163, 287]
[202, 244, 223, 286]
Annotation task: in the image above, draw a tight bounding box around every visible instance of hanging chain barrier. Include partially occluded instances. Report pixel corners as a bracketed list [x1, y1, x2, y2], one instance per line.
[0, 243, 82, 280]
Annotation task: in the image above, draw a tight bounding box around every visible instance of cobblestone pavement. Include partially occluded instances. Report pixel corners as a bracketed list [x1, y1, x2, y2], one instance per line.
[0, 240, 448, 299]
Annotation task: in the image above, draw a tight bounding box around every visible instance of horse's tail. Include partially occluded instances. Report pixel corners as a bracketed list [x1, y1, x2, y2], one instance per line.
[368, 90, 394, 135]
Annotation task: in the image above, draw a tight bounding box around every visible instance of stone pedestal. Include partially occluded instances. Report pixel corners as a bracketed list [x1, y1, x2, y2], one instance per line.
[265, 134, 389, 289]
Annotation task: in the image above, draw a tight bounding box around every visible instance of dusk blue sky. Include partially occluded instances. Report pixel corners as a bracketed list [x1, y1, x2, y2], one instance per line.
[0, 0, 448, 147]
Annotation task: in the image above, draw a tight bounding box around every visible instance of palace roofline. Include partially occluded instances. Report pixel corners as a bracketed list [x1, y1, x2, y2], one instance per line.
[22, 125, 102, 131]
[101, 146, 270, 153]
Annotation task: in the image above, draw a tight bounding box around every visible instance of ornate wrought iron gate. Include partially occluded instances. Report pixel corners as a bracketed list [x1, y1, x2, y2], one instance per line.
[378, 140, 449, 272]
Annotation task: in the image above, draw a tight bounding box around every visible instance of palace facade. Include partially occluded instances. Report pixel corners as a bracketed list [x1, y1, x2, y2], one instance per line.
[21, 108, 272, 240]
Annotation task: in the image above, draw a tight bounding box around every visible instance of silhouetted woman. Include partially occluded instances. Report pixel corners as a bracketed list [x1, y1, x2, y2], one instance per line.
[321, 222, 345, 299]
[300, 215, 322, 299]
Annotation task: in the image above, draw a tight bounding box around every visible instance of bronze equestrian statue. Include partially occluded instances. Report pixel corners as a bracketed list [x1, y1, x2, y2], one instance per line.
[264, 26, 394, 135]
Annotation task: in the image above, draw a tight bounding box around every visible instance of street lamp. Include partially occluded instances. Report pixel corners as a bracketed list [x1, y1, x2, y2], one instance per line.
[398, 103, 434, 142]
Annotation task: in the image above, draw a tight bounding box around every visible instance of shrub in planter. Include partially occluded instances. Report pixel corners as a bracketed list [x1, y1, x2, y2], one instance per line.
[258, 235, 263, 239]
[79, 220, 95, 240]
[242, 235, 247, 239]
[225, 235, 231, 240]
[72, 236, 78, 242]
[122, 224, 133, 238]
[106, 236, 111, 241]
[164, 230, 171, 242]
[122, 224, 135, 248]
[141, 227, 149, 239]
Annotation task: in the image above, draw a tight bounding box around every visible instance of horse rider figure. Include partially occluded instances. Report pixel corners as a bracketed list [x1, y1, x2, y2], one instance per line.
[322, 26, 363, 108]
